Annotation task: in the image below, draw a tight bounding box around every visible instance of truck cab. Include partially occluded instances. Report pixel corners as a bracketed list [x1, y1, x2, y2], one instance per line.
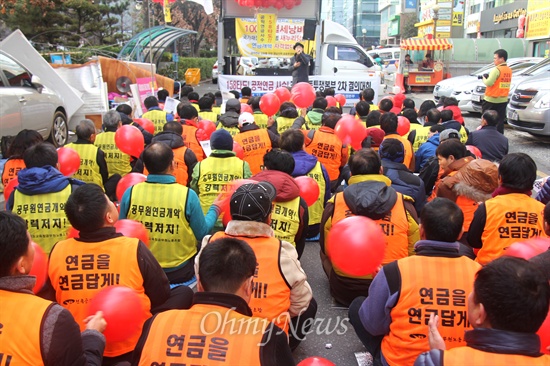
[316, 20, 380, 77]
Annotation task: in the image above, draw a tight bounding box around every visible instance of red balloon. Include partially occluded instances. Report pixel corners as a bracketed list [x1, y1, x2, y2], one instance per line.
[283, 0, 294, 9]
[114, 219, 149, 246]
[241, 103, 253, 114]
[334, 94, 346, 107]
[327, 216, 386, 276]
[115, 125, 145, 158]
[326, 96, 337, 107]
[67, 226, 80, 239]
[538, 309, 550, 354]
[29, 241, 47, 294]
[233, 141, 245, 159]
[57, 147, 81, 176]
[197, 120, 216, 141]
[3, 176, 18, 201]
[116, 173, 147, 202]
[274, 0, 283, 9]
[295, 176, 320, 207]
[298, 357, 336, 366]
[465, 145, 482, 159]
[260, 93, 281, 116]
[133, 118, 154, 135]
[397, 116, 411, 136]
[291, 82, 316, 109]
[88, 286, 146, 343]
[504, 238, 549, 260]
[334, 115, 367, 150]
[274, 87, 291, 103]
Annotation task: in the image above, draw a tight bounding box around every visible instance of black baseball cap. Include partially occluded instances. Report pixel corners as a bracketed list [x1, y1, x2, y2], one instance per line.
[230, 182, 277, 222]
[293, 42, 305, 50]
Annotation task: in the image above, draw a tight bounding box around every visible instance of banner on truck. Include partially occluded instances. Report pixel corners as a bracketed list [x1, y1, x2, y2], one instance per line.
[218, 75, 381, 107]
[236, 17, 305, 58]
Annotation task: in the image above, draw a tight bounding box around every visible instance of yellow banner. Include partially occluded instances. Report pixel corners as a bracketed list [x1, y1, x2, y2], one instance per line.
[526, 2, 550, 39]
[257, 14, 277, 45]
[163, 0, 172, 23]
[236, 17, 306, 58]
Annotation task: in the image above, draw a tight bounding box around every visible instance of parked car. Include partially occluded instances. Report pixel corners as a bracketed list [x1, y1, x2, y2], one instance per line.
[433, 58, 541, 113]
[0, 51, 68, 149]
[212, 61, 219, 84]
[472, 57, 549, 113]
[506, 76, 550, 136]
[367, 48, 400, 74]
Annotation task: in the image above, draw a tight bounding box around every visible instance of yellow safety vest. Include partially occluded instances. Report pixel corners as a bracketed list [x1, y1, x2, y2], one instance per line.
[13, 185, 72, 254]
[271, 197, 301, 247]
[216, 123, 240, 137]
[412, 126, 431, 151]
[142, 109, 169, 135]
[126, 182, 195, 268]
[254, 111, 269, 129]
[65, 143, 104, 188]
[276, 116, 295, 135]
[199, 110, 219, 123]
[94, 131, 132, 177]
[196, 156, 246, 214]
[306, 161, 326, 225]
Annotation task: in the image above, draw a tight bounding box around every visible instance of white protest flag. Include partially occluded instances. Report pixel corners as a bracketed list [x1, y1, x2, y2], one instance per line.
[188, 0, 213, 14]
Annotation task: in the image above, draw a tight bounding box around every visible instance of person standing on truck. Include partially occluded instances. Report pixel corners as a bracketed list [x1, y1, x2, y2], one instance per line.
[480, 49, 512, 134]
[289, 42, 311, 85]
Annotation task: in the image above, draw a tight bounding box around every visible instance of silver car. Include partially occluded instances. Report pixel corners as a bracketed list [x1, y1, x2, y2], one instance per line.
[0, 51, 68, 148]
[434, 58, 542, 113]
[471, 57, 546, 113]
[507, 76, 550, 137]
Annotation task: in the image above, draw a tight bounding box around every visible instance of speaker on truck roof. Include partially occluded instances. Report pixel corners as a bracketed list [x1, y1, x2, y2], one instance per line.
[223, 18, 236, 39]
[303, 19, 316, 40]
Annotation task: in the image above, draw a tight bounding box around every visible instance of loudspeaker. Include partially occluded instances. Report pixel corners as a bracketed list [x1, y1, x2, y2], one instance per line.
[303, 19, 316, 40]
[224, 18, 236, 39]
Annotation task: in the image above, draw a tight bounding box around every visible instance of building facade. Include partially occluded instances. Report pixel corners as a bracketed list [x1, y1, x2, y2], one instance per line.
[353, 0, 381, 49]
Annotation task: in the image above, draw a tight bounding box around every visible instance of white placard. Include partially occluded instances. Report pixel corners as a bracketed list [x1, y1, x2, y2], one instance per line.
[218, 74, 381, 106]
[199, 140, 212, 157]
[163, 97, 178, 114]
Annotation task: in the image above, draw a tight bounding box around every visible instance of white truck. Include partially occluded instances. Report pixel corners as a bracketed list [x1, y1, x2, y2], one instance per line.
[217, 1, 382, 105]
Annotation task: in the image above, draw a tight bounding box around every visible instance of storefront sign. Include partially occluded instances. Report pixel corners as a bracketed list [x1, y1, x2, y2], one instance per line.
[466, 13, 480, 33]
[493, 8, 526, 24]
[218, 75, 381, 106]
[480, 1, 527, 32]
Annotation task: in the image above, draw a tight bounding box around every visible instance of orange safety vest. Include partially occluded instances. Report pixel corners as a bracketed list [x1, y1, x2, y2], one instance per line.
[383, 134, 414, 170]
[137, 305, 266, 366]
[182, 124, 205, 161]
[305, 129, 343, 181]
[1, 158, 25, 188]
[0, 289, 52, 366]
[382, 256, 481, 366]
[210, 232, 291, 333]
[443, 346, 550, 365]
[485, 64, 513, 99]
[233, 129, 272, 175]
[331, 191, 410, 277]
[477, 194, 546, 265]
[444, 171, 478, 232]
[48, 236, 151, 357]
[144, 146, 189, 186]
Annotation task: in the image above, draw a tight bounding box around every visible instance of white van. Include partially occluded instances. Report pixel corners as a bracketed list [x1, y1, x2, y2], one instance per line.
[367, 47, 401, 74]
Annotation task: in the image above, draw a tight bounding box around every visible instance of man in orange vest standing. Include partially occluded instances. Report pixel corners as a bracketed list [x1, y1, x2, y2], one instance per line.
[349, 198, 481, 366]
[132, 237, 295, 365]
[200, 182, 317, 351]
[320, 148, 419, 306]
[133, 122, 198, 186]
[380, 112, 415, 171]
[44, 184, 194, 364]
[177, 103, 206, 161]
[468, 153, 547, 265]
[304, 110, 349, 192]
[416, 256, 549, 365]
[233, 112, 279, 175]
[480, 49, 512, 134]
[0, 211, 107, 366]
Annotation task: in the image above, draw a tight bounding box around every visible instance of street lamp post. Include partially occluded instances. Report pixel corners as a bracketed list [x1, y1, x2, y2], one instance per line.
[362, 28, 367, 48]
[432, 4, 440, 39]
